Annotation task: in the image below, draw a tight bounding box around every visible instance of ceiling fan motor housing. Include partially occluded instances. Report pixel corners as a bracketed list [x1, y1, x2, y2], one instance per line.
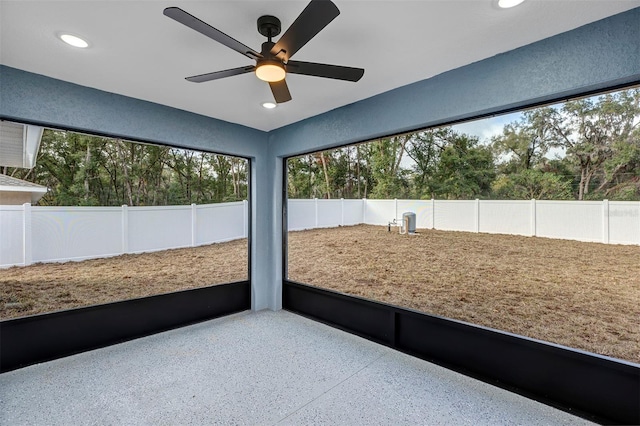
[261, 41, 277, 58]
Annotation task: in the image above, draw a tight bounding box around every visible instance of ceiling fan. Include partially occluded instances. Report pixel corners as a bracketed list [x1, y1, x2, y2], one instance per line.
[163, 0, 364, 104]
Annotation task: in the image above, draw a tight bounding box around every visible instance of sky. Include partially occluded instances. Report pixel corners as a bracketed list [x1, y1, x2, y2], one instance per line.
[399, 100, 577, 170]
[452, 111, 520, 145]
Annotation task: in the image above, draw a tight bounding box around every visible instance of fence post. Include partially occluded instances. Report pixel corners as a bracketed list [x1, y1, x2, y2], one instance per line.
[121, 205, 128, 254]
[602, 199, 609, 244]
[475, 199, 480, 233]
[394, 198, 398, 221]
[362, 198, 367, 224]
[191, 203, 197, 247]
[530, 199, 536, 237]
[22, 203, 32, 266]
[341, 198, 344, 226]
[315, 198, 318, 228]
[431, 198, 435, 229]
[243, 200, 248, 238]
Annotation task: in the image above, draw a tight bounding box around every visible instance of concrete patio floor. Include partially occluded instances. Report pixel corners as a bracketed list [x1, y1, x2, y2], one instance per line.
[0, 310, 592, 425]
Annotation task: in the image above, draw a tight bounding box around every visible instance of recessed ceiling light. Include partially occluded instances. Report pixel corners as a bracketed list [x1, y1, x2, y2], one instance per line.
[262, 102, 277, 109]
[498, 0, 525, 8]
[59, 33, 89, 48]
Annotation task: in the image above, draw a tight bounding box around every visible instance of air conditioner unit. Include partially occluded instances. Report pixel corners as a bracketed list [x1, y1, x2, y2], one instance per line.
[0, 121, 44, 169]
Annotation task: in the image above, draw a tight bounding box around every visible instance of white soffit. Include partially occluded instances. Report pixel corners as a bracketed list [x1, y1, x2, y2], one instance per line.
[0, 121, 44, 169]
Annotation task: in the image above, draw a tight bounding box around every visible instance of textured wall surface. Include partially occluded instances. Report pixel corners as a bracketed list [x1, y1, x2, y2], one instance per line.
[0, 66, 267, 158]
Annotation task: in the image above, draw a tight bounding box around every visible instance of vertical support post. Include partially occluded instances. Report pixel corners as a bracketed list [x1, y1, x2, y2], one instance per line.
[362, 198, 367, 224]
[475, 199, 480, 233]
[314, 198, 318, 228]
[243, 199, 248, 238]
[431, 198, 435, 229]
[530, 199, 536, 237]
[602, 199, 609, 244]
[121, 205, 128, 254]
[341, 198, 344, 226]
[22, 203, 32, 266]
[191, 203, 197, 247]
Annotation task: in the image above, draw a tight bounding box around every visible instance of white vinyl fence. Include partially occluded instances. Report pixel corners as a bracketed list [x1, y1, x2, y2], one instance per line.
[1, 201, 247, 268]
[287, 198, 640, 246]
[3, 198, 638, 268]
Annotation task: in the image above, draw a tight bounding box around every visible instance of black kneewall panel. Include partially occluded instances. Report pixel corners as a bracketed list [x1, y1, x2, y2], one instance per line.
[1, 281, 250, 373]
[283, 280, 640, 425]
[397, 312, 639, 425]
[283, 279, 392, 345]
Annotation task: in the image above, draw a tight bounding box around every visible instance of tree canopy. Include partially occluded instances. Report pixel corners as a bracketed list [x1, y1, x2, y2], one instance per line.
[3, 132, 248, 206]
[3, 89, 638, 206]
[288, 88, 639, 201]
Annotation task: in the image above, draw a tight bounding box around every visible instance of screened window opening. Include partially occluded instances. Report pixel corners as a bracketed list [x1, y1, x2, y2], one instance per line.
[0, 128, 249, 319]
[286, 87, 640, 363]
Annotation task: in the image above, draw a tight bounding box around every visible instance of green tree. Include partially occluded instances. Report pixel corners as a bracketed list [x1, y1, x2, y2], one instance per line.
[287, 154, 321, 199]
[406, 128, 453, 199]
[547, 89, 640, 200]
[491, 108, 557, 173]
[492, 169, 572, 200]
[2, 129, 247, 206]
[433, 134, 495, 199]
[369, 136, 410, 199]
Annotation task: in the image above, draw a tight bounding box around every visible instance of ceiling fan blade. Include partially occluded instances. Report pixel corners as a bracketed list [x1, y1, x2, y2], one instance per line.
[270, 0, 339, 62]
[269, 80, 292, 103]
[164, 7, 261, 60]
[286, 61, 364, 82]
[186, 66, 255, 83]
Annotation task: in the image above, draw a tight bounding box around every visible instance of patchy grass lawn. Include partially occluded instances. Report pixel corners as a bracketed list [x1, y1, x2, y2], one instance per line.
[288, 225, 640, 363]
[0, 239, 247, 320]
[2, 225, 638, 363]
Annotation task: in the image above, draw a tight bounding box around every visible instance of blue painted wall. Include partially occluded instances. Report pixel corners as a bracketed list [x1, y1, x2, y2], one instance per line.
[2, 8, 639, 311]
[0, 65, 267, 158]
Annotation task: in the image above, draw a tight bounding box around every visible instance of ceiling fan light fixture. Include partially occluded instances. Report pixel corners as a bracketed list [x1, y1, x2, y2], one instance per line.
[262, 102, 277, 109]
[255, 61, 286, 82]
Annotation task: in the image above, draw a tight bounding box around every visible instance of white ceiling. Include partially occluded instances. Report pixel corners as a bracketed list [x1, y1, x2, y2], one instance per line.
[1, 1, 639, 132]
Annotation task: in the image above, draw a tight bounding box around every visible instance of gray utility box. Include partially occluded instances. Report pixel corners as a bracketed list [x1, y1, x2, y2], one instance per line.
[402, 212, 416, 234]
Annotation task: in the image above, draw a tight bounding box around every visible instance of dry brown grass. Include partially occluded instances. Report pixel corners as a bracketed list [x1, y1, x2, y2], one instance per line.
[288, 225, 640, 363]
[0, 239, 247, 320]
[2, 225, 638, 363]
